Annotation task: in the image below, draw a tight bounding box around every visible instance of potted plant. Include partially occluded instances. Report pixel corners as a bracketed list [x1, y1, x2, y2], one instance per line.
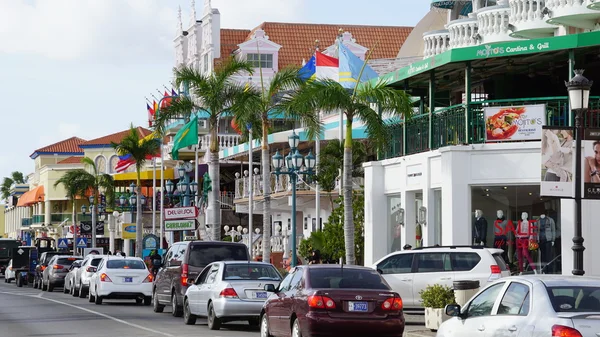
[419, 284, 456, 331]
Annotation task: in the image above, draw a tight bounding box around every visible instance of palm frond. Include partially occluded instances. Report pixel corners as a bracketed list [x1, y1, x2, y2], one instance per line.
[81, 157, 97, 176]
[282, 80, 354, 115]
[111, 124, 160, 169]
[356, 81, 414, 120]
[213, 57, 254, 84]
[173, 66, 209, 92]
[266, 66, 302, 103]
[354, 102, 390, 152]
[154, 96, 198, 136]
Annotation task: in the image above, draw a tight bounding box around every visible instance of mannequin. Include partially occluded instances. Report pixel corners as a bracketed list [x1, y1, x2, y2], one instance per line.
[473, 210, 487, 246]
[538, 211, 556, 264]
[516, 212, 536, 273]
[493, 210, 510, 262]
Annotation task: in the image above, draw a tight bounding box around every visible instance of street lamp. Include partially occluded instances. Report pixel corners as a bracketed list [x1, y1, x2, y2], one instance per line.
[271, 131, 316, 268]
[566, 69, 593, 276]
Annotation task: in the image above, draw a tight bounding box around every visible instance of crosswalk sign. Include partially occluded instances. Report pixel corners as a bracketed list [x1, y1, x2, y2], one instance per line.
[57, 238, 69, 249]
[76, 238, 88, 248]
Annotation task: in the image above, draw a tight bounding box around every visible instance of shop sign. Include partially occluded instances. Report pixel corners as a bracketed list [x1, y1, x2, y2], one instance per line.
[583, 129, 600, 199]
[484, 104, 545, 142]
[165, 219, 196, 231]
[164, 206, 198, 220]
[540, 127, 574, 198]
[122, 223, 136, 240]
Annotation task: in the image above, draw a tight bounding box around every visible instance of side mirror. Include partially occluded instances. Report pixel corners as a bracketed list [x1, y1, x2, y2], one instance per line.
[264, 284, 277, 293]
[445, 304, 462, 317]
[377, 269, 383, 275]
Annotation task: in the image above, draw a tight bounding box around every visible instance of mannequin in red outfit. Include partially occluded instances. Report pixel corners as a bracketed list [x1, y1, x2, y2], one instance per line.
[516, 212, 536, 273]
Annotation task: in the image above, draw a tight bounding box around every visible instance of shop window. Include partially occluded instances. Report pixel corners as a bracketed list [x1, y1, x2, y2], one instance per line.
[388, 195, 402, 254]
[246, 53, 273, 68]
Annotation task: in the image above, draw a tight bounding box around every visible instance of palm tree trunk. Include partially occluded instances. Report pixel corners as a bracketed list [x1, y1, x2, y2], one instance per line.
[208, 126, 221, 240]
[261, 122, 271, 263]
[343, 117, 355, 265]
[136, 175, 143, 257]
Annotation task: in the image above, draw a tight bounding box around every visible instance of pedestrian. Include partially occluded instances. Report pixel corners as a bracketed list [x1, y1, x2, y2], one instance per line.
[308, 249, 322, 265]
[149, 249, 161, 276]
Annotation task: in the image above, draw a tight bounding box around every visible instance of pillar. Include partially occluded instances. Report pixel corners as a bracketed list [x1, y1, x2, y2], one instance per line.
[428, 70, 435, 149]
[422, 174, 436, 247]
[45, 200, 51, 226]
[440, 149, 471, 245]
[465, 62, 472, 142]
[124, 239, 131, 257]
[363, 162, 387, 266]
[402, 191, 417, 249]
[568, 49, 575, 126]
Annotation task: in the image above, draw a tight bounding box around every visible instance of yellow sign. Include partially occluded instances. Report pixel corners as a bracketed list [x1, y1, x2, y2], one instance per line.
[122, 223, 136, 240]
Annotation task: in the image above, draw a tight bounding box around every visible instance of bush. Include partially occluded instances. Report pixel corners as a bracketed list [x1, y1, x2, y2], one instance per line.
[419, 284, 455, 308]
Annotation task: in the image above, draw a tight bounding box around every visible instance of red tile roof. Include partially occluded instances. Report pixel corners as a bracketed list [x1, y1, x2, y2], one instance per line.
[215, 28, 252, 67]
[79, 127, 152, 146]
[30, 137, 86, 158]
[57, 156, 84, 164]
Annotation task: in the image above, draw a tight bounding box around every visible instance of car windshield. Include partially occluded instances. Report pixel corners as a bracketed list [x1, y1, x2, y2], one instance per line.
[188, 245, 249, 267]
[547, 286, 600, 312]
[223, 264, 281, 281]
[107, 259, 146, 270]
[309, 268, 390, 290]
[57, 257, 79, 266]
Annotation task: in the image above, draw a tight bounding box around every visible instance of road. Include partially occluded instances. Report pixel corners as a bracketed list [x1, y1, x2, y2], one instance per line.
[0, 280, 430, 337]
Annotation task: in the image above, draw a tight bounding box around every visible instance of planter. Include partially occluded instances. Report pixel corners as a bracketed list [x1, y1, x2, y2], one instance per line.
[425, 307, 450, 331]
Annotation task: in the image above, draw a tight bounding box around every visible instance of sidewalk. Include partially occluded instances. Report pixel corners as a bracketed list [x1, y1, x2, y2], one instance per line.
[404, 314, 436, 337]
[405, 329, 436, 337]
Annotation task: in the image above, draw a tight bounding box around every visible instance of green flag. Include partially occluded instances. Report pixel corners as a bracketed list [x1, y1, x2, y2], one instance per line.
[171, 116, 198, 160]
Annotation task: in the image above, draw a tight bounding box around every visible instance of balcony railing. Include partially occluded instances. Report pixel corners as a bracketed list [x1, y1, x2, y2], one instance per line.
[545, 0, 598, 29]
[508, 0, 556, 38]
[21, 218, 32, 227]
[385, 96, 600, 159]
[477, 4, 518, 44]
[423, 30, 451, 59]
[447, 17, 479, 49]
[164, 134, 241, 156]
[32, 214, 44, 224]
[50, 213, 70, 223]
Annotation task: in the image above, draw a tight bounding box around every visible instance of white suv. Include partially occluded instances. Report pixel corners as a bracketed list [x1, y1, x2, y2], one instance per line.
[371, 246, 510, 311]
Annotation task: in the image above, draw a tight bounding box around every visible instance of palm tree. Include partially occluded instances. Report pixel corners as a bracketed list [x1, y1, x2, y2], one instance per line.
[54, 170, 93, 254]
[112, 125, 161, 257]
[231, 66, 320, 263]
[1, 171, 26, 200]
[283, 79, 413, 265]
[154, 57, 254, 241]
[80, 157, 115, 210]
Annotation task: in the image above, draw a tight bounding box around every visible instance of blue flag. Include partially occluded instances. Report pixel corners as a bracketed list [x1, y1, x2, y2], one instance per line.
[298, 55, 316, 81]
[338, 42, 379, 89]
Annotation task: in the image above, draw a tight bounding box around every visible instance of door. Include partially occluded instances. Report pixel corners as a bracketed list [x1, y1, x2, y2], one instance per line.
[280, 268, 304, 334]
[412, 252, 454, 307]
[268, 270, 295, 336]
[492, 281, 534, 336]
[376, 253, 415, 306]
[156, 246, 175, 303]
[197, 264, 219, 316]
[189, 266, 211, 315]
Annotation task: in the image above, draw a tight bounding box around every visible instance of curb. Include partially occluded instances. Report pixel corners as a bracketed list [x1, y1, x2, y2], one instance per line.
[405, 330, 436, 337]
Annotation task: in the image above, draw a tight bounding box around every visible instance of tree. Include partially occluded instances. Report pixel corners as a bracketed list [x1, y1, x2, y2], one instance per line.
[112, 125, 160, 257]
[232, 66, 320, 263]
[283, 79, 413, 264]
[1, 171, 26, 200]
[54, 170, 93, 254]
[80, 157, 115, 212]
[154, 57, 254, 241]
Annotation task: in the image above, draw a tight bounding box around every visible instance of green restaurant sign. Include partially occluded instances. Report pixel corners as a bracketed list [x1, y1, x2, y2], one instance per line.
[165, 219, 196, 231]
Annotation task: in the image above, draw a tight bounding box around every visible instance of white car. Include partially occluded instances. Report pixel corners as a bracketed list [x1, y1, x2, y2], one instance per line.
[88, 256, 153, 305]
[4, 260, 15, 283]
[372, 246, 510, 310]
[437, 275, 600, 337]
[73, 254, 108, 298]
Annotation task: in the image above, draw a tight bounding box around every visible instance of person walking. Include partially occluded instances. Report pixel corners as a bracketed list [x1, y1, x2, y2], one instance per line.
[308, 249, 322, 265]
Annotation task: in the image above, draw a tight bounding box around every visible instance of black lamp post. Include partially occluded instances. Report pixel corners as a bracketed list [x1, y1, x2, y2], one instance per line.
[566, 69, 593, 276]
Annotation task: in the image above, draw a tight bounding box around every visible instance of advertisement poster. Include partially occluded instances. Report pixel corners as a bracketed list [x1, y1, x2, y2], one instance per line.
[541, 127, 574, 197]
[121, 223, 136, 239]
[485, 104, 546, 142]
[80, 221, 105, 235]
[584, 129, 600, 199]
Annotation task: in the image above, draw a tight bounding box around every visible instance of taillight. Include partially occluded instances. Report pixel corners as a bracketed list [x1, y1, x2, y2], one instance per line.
[552, 325, 583, 337]
[219, 287, 239, 298]
[307, 295, 336, 309]
[181, 264, 188, 287]
[100, 273, 112, 282]
[143, 274, 153, 283]
[490, 265, 501, 274]
[382, 297, 403, 311]
[41, 266, 47, 271]
[86, 266, 95, 272]
[53, 265, 64, 270]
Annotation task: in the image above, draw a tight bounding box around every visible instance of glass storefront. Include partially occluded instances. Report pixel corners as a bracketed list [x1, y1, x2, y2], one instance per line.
[388, 195, 402, 254]
[470, 185, 561, 274]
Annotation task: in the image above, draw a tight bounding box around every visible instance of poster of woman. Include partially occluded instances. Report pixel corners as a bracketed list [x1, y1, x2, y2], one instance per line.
[541, 128, 574, 197]
[584, 139, 600, 198]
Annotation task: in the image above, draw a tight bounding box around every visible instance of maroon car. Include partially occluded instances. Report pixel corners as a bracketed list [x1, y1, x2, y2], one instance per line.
[260, 265, 405, 337]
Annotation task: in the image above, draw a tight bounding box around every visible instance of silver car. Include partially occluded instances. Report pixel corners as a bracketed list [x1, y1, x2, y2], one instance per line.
[438, 275, 600, 337]
[183, 261, 282, 330]
[64, 260, 83, 294]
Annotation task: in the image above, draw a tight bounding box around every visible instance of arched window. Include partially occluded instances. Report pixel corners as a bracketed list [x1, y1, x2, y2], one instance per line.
[95, 155, 107, 174]
[109, 155, 119, 174]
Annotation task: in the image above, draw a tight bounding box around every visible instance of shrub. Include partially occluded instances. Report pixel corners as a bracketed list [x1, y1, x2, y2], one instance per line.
[419, 284, 455, 308]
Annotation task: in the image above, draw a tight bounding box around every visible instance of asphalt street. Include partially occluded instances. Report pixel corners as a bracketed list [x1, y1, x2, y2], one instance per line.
[0, 279, 430, 337]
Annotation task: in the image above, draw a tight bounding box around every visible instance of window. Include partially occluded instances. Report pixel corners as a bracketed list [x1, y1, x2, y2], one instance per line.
[205, 265, 220, 284]
[95, 155, 107, 174]
[109, 155, 119, 173]
[91, 258, 103, 267]
[246, 53, 273, 68]
[308, 268, 390, 290]
[547, 286, 600, 312]
[195, 266, 211, 284]
[56, 257, 80, 266]
[388, 196, 402, 253]
[107, 259, 146, 270]
[378, 253, 414, 274]
[497, 282, 530, 315]
[451, 252, 481, 271]
[203, 53, 209, 73]
[290, 269, 304, 290]
[466, 282, 505, 317]
[188, 244, 249, 268]
[416, 253, 451, 273]
[223, 264, 281, 281]
[173, 244, 186, 262]
[277, 272, 295, 292]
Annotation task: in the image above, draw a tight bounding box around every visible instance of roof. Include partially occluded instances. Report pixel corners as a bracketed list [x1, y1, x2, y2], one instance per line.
[57, 156, 83, 164]
[79, 127, 152, 147]
[214, 29, 252, 67]
[30, 137, 86, 159]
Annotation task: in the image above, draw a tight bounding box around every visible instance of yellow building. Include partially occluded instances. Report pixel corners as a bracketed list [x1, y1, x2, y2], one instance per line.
[0, 204, 5, 238]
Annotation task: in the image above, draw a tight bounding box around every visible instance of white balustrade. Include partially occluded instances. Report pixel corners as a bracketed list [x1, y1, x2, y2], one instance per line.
[446, 17, 480, 48]
[422, 30, 451, 59]
[509, 0, 556, 38]
[477, 4, 521, 43]
[198, 134, 241, 151]
[545, 0, 599, 29]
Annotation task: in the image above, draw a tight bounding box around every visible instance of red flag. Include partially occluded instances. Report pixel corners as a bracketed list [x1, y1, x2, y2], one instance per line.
[161, 91, 172, 108]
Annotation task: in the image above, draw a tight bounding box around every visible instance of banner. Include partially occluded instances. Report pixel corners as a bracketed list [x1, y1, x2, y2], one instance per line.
[584, 129, 600, 199]
[122, 223, 136, 239]
[164, 206, 198, 220]
[165, 219, 196, 231]
[485, 104, 545, 142]
[80, 221, 105, 235]
[541, 127, 574, 197]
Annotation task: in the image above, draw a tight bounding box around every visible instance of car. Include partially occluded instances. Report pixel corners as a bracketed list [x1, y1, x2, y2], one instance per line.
[183, 261, 283, 329]
[72, 254, 108, 298]
[4, 259, 15, 283]
[41, 255, 82, 292]
[0, 239, 21, 277]
[372, 245, 510, 310]
[33, 251, 63, 289]
[88, 256, 153, 305]
[152, 241, 250, 317]
[64, 260, 83, 294]
[260, 264, 405, 337]
[437, 275, 600, 337]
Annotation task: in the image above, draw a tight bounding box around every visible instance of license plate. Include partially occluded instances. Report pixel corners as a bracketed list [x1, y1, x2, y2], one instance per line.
[124, 277, 132, 283]
[348, 301, 368, 312]
[253, 291, 268, 299]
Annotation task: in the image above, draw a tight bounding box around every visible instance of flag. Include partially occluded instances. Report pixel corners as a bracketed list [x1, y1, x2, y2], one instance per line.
[115, 154, 135, 173]
[298, 55, 316, 81]
[139, 131, 161, 159]
[171, 116, 198, 160]
[338, 42, 379, 89]
[171, 89, 178, 97]
[315, 51, 339, 81]
[147, 103, 155, 121]
[153, 100, 158, 112]
[161, 91, 172, 108]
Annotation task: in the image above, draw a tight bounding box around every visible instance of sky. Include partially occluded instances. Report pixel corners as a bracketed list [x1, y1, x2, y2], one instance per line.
[0, 0, 430, 185]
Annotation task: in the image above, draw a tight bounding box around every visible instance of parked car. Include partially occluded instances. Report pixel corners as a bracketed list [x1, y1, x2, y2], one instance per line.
[33, 251, 62, 289]
[41, 255, 81, 292]
[0, 239, 21, 277]
[72, 255, 107, 297]
[4, 259, 15, 283]
[183, 261, 282, 329]
[88, 256, 153, 305]
[64, 260, 83, 294]
[260, 264, 405, 337]
[153, 241, 250, 317]
[372, 245, 510, 310]
[437, 275, 600, 337]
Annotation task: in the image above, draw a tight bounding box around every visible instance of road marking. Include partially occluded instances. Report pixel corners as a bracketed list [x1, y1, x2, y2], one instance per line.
[0, 291, 175, 337]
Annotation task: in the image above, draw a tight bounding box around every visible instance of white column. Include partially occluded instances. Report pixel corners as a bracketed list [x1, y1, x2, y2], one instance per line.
[422, 160, 436, 247]
[45, 200, 51, 225]
[440, 149, 471, 245]
[363, 162, 387, 266]
[124, 239, 131, 256]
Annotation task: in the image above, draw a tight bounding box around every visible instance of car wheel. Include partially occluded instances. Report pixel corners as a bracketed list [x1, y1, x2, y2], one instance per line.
[41, 279, 47, 291]
[72, 283, 79, 297]
[260, 314, 273, 337]
[207, 302, 221, 331]
[78, 283, 86, 298]
[94, 288, 102, 305]
[144, 296, 151, 306]
[291, 318, 302, 337]
[171, 292, 183, 317]
[248, 317, 260, 327]
[47, 282, 54, 292]
[183, 298, 197, 325]
[16, 275, 22, 287]
[88, 288, 95, 303]
[63, 283, 69, 294]
[153, 290, 164, 313]
[135, 297, 143, 304]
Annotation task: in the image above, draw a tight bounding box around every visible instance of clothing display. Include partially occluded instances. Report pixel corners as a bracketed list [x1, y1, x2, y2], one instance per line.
[516, 214, 536, 272]
[493, 213, 510, 262]
[473, 212, 487, 246]
[538, 214, 556, 264]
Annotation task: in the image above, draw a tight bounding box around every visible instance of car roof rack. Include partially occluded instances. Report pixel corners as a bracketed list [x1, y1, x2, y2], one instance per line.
[411, 245, 484, 251]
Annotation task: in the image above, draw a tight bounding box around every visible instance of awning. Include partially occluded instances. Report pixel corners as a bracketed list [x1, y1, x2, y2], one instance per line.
[16, 186, 44, 207]
[113, 168, 175, 181]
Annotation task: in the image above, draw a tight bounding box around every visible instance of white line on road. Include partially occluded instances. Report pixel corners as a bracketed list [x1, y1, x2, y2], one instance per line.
[0, 291, 175, 337]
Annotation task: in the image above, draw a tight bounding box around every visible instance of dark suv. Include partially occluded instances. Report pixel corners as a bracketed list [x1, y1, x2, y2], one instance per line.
[152, 241, 250, 317]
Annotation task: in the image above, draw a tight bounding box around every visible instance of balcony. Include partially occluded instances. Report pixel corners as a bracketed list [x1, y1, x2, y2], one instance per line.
[509, 0, 557, 38]
[21, 218, 32, 227]
[50, 213, 70, 223]
[545, 0, 600, 29]
[32, 214, 44, 224]
[164, 134, 241, 158]
[447, 17, 480, 49]
[423, 30, 451, 59]
[477, 4, 522, 43]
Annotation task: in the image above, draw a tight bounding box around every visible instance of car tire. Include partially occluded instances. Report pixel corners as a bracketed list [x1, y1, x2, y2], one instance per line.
[63, 284, 69, 294]
[153, 290, 164, 313]
[79, 283, 86, 298]
[144, 296, 151, 306]
[94, 289, 102, 305]
[260, 314, 273, 337]
[136, 297, 143, 304]
[248, 317, 260, 327]
[47, 282, 54, 292]
[72, 283, 79, 297]
[291, 318, 302, 337]
[171, 292, 183, 317]
[88, 289, 95, 303]
[183, 298, 197, 325]
[16, 275, 22, 287]
[41, 279, 47, 291]
[207, 302, 221, 331]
